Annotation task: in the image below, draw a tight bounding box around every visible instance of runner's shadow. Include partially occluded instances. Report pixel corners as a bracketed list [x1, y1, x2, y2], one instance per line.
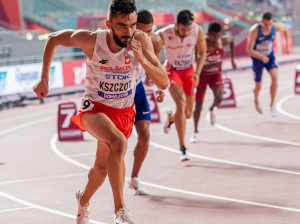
[146, 195, 221, 209]
[146, 194, 254, 210]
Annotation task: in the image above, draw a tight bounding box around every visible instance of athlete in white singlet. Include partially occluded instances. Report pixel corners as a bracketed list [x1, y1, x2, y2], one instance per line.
[156, 9, 206, 161]
[33, 1, 168, 223]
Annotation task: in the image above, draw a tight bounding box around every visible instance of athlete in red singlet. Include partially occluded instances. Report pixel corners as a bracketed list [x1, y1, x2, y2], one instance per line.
[190, 22, 237, 143]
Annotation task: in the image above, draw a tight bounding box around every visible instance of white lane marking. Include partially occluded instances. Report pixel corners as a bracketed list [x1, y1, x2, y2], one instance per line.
[51, 135, 90, 170]
[132, 129, 300, 176]
[0, 109, 56, 124]
[0, 173, 86, 185]
[202, 84, 300, 146]
[140, 181, 300, 212]
[277, 94, 300, 120]
[0, 191, 106, 224]
[68, 152, 95, 158]
[149, 139, 300, 175]
[0, 206, 32, 213]
[0, 134, 52, 144]
[205, 113, 300, 147]
[0, 116, 55, 136]
[51, 134, 300, 213]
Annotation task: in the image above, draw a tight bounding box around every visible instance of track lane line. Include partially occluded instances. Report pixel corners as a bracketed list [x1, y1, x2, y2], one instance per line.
[0, 116, 55, 136]
[0, 173, 86, 185]
[51, 134, 300, 213]
[0, 206, 32, 213]
[277, 94, 300, 120]
[0, 191, 106, 224]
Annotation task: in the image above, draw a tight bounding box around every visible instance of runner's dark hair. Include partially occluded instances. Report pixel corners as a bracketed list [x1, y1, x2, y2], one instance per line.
[177, 9, 194, 26]
[208, 21, 222, 33]
[108, 0, 137, 20]
[137, 9, 153, 24]
[262, 11, 273, 21]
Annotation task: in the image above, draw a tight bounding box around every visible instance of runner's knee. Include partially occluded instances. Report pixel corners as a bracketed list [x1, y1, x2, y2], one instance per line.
[254, 82, 262, 91]
[176, 100, 186, 113]
[185, 109, 193, 119]
[91, 163, 107, 176]
[109, 135, 128, 155]
[194, 102, 203, 113]
[138, 127, 150, 143]
[215, 89, 223, 104]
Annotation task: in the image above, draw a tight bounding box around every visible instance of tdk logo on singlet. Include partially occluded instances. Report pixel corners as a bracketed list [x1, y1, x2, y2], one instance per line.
[104, 73, 130, 80]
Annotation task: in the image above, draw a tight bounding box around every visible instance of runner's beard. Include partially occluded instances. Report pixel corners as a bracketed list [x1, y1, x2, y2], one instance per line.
[176, 29, 187, 39]
[112, 28, 133, 48]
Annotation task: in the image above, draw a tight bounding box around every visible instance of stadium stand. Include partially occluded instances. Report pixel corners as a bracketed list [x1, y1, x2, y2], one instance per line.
[0, 0, 298, 109]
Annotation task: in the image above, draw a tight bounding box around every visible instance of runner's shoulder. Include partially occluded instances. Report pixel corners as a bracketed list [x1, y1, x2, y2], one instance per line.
[134, 30, 148, 41]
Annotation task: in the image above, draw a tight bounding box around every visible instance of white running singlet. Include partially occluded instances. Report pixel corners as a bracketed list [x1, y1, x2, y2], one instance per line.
[85, 30, 139, 108]
[157, 23, 199, 70]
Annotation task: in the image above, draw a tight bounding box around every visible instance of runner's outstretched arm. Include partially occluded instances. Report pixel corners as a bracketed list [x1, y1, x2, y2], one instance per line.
[33, 30, 95, 99]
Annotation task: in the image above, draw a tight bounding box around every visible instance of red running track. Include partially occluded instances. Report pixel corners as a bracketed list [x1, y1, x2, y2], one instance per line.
[1, 61, 300, 224]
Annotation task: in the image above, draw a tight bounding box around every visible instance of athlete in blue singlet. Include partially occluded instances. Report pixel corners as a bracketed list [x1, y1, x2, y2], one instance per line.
[246, 11, 290, 117]
[128, 9, 165, 195]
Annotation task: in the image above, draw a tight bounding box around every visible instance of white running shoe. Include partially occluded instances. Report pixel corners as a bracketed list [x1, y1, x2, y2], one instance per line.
[128, 177, 149, 195]
[255, 103, 263, 114]
[270, 106, 277, 117]
[163, 110, 173, 134]
[189, 132, 198, 143]
[180, 146, 190, 162]
[114, 208, 135, 224]
[76, 190, 89, 224]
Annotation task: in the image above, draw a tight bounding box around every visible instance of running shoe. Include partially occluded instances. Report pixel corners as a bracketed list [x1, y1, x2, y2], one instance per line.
[76, 190, 89, 224]
[270, 106, 277, 117]
[128, 177, 149, 195]
[189, 132, 198, 143]
[180, 146, 190, 162]
[114, 208, 135, 224]
[255, 103, 263, 114]
[163, 110, 173, 134]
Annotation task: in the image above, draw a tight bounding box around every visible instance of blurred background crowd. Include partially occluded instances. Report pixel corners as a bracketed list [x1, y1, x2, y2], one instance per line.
[0, 0, 299, 106]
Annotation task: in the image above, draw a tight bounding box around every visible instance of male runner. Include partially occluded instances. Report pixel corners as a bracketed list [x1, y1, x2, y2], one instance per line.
[33, 0, 168, 223]
[127, 9, 165, 195]
[156, 9, 206, 161]
[246, 11, 290, 117]
[190, 21, 237, 143]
